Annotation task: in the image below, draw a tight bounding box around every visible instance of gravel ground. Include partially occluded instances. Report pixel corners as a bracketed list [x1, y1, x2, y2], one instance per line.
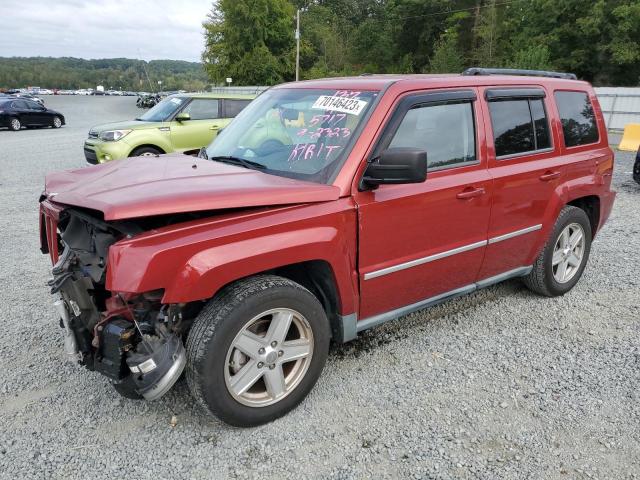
[0, 96, 638, 479]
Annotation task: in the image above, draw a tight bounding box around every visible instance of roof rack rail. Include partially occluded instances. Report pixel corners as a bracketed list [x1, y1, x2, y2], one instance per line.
[462, 67, 577, 80]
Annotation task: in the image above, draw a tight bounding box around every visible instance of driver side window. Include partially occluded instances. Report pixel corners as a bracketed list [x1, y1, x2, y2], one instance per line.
[182, 99, 220, 120]
[388, 101, 477, 170]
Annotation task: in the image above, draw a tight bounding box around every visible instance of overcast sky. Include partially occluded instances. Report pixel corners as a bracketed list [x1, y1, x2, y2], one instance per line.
[0, 0, 212, 62]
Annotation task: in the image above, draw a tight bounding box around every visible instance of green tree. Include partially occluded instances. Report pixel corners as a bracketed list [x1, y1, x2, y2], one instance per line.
[428, 13, 468, 73]
[202, 0, 295, 85]
[509, 44, 552, 70]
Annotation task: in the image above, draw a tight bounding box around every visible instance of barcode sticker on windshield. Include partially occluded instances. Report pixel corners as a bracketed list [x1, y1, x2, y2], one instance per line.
[312, 96, 368, 115]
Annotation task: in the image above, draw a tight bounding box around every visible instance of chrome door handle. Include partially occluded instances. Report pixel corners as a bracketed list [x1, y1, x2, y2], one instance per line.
[209, 125, 220, 130]
[539, 171, 561, 181]
[456, 187, 485, 200]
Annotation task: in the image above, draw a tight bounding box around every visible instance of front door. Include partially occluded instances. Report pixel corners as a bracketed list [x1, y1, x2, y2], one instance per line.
[170, 98, 224, 151]
[355, 89, 492, 320]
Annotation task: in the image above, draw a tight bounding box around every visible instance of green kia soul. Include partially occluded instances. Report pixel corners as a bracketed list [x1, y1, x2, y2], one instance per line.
[84, 93, 255, 164]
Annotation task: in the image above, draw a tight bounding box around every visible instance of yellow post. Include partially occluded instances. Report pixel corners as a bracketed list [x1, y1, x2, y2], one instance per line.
[618, 123, 640, 151]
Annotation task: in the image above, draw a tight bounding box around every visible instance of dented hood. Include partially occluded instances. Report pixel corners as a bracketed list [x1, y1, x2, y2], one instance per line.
[44, 154, 340, 220]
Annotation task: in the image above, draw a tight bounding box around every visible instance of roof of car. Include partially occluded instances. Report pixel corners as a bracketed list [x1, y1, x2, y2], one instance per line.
[180, 92, 257, 100]
[274, 73, 591, 91]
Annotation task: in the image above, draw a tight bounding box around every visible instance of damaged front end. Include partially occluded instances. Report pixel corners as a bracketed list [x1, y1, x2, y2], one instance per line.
[41, 203, 188, 400]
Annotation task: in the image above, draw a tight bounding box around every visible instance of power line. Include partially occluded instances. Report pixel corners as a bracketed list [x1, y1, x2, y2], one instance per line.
[393, 0, 520, 22]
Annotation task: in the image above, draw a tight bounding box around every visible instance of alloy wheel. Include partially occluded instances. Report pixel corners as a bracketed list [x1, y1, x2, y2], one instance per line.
[552, 222, 585, 283]
[53, 117, 62, 128]
[10, 118, 20, 130]
[224, 308, 314, 407]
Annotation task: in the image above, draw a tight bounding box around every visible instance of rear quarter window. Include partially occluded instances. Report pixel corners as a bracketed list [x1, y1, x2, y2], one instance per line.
[554, 91, 599, 147]
[224, 99, 252, 118]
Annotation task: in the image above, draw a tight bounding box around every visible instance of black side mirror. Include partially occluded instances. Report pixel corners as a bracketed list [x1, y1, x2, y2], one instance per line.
[361, 148, 427, 189]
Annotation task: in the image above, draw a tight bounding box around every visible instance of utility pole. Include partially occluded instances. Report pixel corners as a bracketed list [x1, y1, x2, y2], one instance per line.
[295, 9, 300, 81]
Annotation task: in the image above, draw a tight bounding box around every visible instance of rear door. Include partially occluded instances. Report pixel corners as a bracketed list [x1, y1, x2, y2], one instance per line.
[354, 89, 493, 319]
[170, 98, 222, 151]
[12, 100, 33, 125]
[477, 86, 563, 280]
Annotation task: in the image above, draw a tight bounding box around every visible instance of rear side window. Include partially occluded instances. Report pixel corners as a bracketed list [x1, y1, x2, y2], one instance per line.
[488, 98, 551, 157]
[183, 99, 219, 120]
[388, 101, 476, 169]
[224, 99, 251, 118]
[554, 91, 599, 147]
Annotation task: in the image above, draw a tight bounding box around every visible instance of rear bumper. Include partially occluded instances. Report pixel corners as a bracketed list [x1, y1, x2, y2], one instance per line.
[84, 140, 131, 164]
[599, 189, 616, 232]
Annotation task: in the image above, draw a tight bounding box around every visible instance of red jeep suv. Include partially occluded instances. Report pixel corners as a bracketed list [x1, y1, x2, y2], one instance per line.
[40, 69, 616, 427]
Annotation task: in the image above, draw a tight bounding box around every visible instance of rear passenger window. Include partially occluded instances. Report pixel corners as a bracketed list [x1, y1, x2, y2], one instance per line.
[488, 97, 551, 157]
[388, 101, 476, 169]
[554, 91, 599, 147]
[224, 99, 251, 118]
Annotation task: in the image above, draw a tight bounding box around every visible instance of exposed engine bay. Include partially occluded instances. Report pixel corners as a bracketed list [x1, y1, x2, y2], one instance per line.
[46, 207, 200, 400]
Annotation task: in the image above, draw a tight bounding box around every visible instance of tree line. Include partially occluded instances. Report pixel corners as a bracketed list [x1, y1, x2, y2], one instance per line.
[203, 0, 640, 86]
[0, 57, 209, 91]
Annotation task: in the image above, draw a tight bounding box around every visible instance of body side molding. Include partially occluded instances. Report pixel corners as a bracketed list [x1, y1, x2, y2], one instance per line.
[364, 225, 541, 281]
[342, 266, 533, 342]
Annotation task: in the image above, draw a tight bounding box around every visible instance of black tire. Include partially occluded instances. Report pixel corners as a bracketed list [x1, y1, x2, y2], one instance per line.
[52, 116, 62, 128]
[9, 117, 21, 131]
[130, 146, 162, 157]
[633, 155, 640, 185]
[186, 275, 330, 427]
[112, 376, 143, 400]
[523, 206, 592, 297]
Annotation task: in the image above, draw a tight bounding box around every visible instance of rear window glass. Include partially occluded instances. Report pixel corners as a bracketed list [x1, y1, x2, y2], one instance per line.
[225, 99, 252, 117]
[554, 91, 599, 147]
[488, 98, 552, 157]
[489, 100, 535, 156]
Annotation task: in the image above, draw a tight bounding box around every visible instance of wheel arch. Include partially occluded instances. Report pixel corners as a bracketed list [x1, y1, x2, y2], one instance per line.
[567, 195, 600, 238]
[187, 260, 348, 343]
[128, 144, 166, 156]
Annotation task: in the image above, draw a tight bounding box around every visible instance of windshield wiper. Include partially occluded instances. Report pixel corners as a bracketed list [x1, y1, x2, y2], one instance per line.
[209, 155, 267, 170]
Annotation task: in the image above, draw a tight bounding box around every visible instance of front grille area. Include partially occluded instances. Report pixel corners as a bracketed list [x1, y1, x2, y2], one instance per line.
[88, 131, 98, 139]
[84, 147, 98, 164]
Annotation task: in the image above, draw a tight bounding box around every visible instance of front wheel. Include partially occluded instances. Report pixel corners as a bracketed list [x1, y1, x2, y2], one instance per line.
[186, 275, 330, 427]
[130, 146, 162, 157]
[523, 205, 592, 297]
[52, 116, 62, 128]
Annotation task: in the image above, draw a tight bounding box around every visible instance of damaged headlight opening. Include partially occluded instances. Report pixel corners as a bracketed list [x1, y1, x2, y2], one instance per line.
[47, 208, 189, 401]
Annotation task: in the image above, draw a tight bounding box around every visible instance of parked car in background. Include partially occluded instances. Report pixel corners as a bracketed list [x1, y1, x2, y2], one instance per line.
[84, 92, 255, 163]
[41, 69, 615, 427]
[633, 146, 640, 184]
[8, 92, 45, 105]
[0, 97, 65, 130]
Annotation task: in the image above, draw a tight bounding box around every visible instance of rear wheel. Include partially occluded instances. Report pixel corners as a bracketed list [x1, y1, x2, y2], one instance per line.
[9, 117, 21, 131]
[130, 146, 162, 157]
[186, 275, 330, 427]
[523, 206, 592, 297]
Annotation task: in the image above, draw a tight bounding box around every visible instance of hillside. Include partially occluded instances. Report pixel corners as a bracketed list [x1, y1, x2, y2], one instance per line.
[0, 57, 209, 91]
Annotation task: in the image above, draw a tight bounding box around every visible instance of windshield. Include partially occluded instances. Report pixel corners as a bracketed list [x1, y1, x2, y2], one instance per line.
[137, 96, 185, 122]
[205, 88, 378, 184]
